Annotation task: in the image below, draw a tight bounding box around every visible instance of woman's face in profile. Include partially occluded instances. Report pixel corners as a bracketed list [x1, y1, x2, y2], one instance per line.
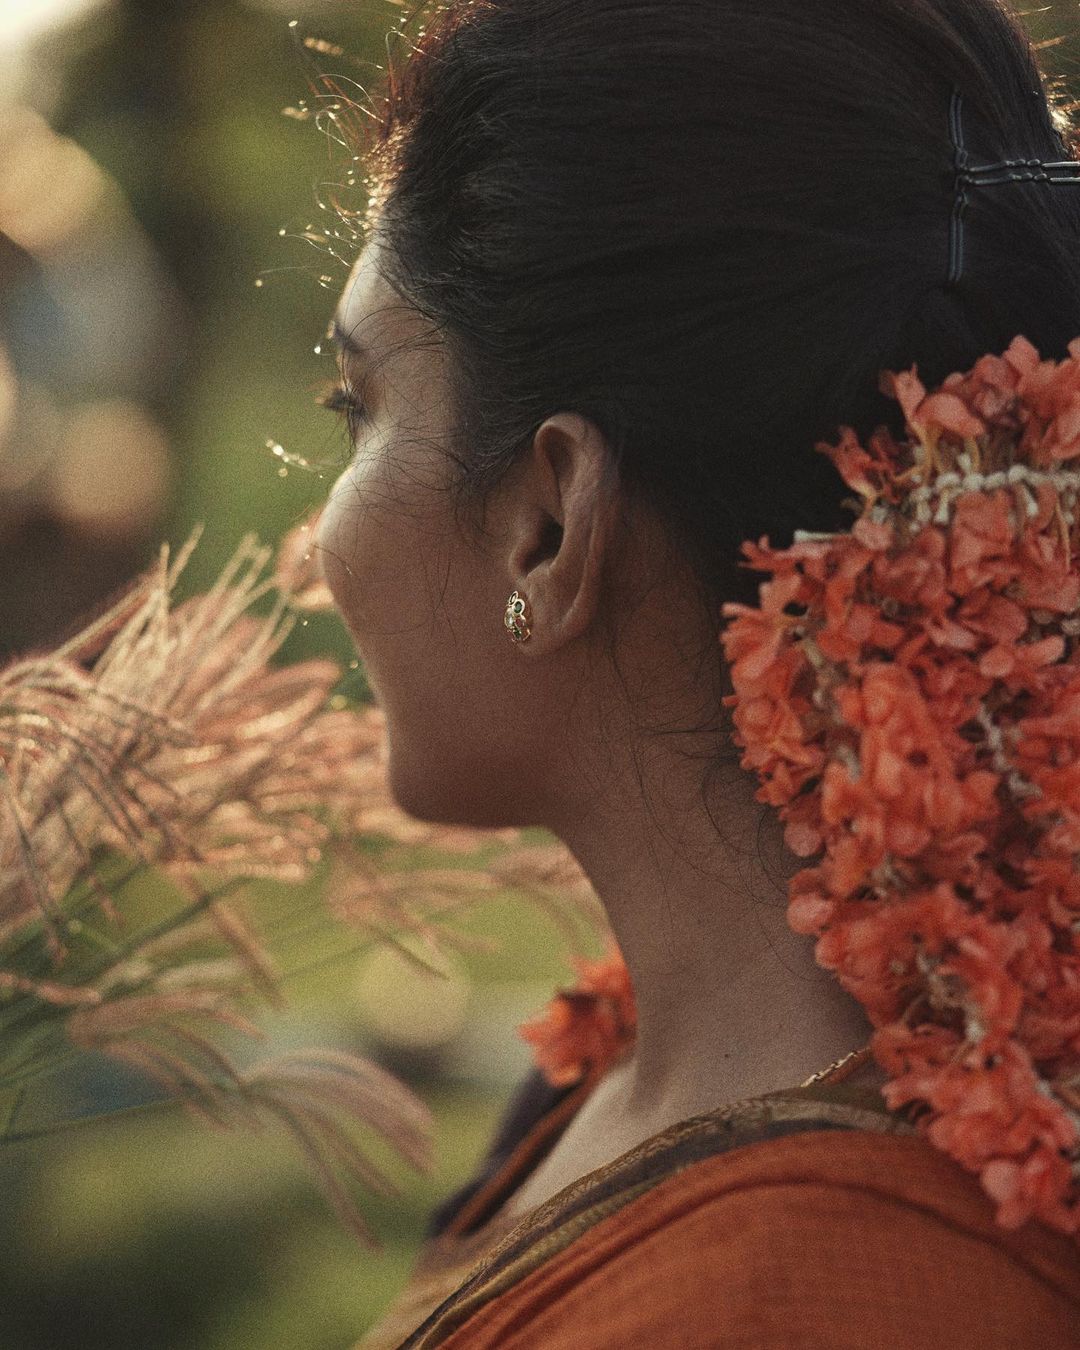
[315, 241, 529, 826]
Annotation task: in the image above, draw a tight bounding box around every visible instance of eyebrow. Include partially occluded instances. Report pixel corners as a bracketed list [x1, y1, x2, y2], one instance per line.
[328, 317, 373, 364]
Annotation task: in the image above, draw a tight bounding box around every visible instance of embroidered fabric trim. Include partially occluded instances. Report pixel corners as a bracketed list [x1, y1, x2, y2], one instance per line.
[391, 1083, 914, 1350]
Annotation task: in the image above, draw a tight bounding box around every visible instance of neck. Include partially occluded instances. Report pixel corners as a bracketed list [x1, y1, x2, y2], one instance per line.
[544, 729, 879, 1132]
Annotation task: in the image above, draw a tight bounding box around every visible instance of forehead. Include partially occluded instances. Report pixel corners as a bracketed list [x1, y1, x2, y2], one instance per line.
[330, 244, 418, 359]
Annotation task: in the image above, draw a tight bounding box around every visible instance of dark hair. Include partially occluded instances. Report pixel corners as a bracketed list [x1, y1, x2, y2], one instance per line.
[330, 0, 1080, 627]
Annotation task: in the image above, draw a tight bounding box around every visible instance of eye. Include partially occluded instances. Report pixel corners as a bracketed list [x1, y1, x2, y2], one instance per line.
[315, 377, 368, 447]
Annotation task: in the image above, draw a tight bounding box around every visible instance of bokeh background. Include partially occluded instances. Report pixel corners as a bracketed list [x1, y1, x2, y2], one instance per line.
[1, 1, 1078, 1347]
[0, 2, 608, 1347]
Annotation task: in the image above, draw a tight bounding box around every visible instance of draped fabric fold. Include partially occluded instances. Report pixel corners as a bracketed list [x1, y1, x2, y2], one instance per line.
[357, 1077, 1080, 1349]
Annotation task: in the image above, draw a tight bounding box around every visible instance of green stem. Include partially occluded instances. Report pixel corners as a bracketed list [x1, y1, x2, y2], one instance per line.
[87, 874, 251, 977]
[3, 856, 149, 980]
[0, 1085, 27, 1139]
[0, 1091, 191, 1146]
[0, 1045, 81, 1094]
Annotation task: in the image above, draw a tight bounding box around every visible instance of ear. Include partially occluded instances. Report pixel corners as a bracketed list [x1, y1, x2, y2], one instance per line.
[505, 413, 621, 653]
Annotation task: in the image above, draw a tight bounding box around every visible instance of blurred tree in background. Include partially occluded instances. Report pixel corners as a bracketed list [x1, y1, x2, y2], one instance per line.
[0, 0, 390, 668]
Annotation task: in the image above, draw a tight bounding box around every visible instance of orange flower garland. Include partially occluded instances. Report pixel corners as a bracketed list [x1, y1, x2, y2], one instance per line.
[518, 333, 1080, 1241]
[719, 333, 1080, 1237]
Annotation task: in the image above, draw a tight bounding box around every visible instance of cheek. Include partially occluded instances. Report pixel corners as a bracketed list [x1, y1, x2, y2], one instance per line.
[316, 471, 366, 644]
[317, 466, 407, 654]
[316, 460, 468, 711]
[315, 467, 528, 825]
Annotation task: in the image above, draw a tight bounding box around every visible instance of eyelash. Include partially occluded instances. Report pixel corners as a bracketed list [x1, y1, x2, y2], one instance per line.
[315, 377, 368, 447]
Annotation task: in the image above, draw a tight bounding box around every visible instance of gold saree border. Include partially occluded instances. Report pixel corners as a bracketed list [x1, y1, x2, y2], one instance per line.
[353, 1075, 601, 1350]
[395, 1082, 917, 1349]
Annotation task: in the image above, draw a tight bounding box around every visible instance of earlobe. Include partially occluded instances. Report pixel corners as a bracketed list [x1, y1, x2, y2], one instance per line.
[508, 414, 619, 652]
[504, 590, 534, 644]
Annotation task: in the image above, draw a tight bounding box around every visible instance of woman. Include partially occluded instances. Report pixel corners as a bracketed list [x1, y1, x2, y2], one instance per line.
[313, 0, 1080, 1344]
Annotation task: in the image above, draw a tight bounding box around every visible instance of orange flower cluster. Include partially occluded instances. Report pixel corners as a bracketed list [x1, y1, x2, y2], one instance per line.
[718, 333, 1080, 1236]
[516, 940, 637, 1089]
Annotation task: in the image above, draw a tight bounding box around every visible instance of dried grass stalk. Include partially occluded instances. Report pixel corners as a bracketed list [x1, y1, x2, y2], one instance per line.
[0, 506, 609, 1246]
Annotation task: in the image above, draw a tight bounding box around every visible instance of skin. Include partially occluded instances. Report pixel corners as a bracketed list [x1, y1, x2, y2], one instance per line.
[316, 236, 885, 1203]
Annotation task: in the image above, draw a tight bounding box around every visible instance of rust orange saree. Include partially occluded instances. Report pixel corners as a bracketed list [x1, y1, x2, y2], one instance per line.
[357, 1075, 1080, 1348]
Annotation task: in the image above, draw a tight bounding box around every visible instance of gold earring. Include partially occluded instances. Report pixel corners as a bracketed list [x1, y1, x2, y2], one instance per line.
[504, 590, 533, 643]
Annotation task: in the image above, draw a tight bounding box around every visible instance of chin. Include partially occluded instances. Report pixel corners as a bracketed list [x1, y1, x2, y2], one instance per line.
[381, 730, 441, 824]
[383, 736, 505, 831]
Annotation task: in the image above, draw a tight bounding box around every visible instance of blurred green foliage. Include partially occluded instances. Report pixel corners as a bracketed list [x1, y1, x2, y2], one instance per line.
[0, 3, 598, 1346]
[52, 0, 385, 638]
[0, 884, 596, 1350]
